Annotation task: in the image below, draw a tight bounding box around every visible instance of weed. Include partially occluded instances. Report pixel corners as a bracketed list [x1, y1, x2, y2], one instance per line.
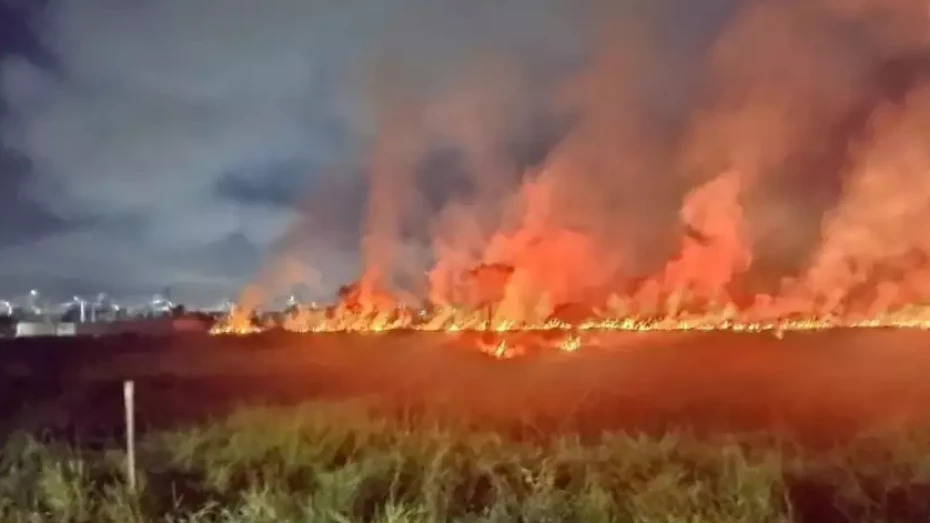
[0, 400, 928, 522]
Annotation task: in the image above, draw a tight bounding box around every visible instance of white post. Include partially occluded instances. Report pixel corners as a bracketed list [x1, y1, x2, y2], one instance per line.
[123, 380, 137, 492]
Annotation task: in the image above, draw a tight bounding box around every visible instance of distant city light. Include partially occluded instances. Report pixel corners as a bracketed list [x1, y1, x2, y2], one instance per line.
[0, 287, 319, 325]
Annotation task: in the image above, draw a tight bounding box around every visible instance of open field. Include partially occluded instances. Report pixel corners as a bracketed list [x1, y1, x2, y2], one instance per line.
[4, 330, 930, 521]
[5, 400, 930, 522]
[3, 329, 930, 443]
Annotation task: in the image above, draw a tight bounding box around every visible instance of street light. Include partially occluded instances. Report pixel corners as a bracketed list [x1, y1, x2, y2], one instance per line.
[150, 294, 175, 315]
[27, 289, 42, 316]
[213, 298, 234, 313]
[92, 292, 114, 322]
[74, 296, 88, 323]
[57, 296, 89, 323]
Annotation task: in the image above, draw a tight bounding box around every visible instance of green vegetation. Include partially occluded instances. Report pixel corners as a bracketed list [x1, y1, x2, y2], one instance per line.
[3, 401, 930, 522]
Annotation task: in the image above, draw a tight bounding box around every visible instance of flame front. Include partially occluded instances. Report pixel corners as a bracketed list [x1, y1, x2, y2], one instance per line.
[212, 303, 930, 337]
[212, 167, 930, 342]
[211, 0, 930, 350]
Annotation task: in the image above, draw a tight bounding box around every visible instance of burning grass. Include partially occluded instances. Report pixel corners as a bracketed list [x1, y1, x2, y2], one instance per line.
[213, 64, 930, 344]
[212, 166, 930, 343]
[213, 302, 930, 337]
[4, 400, 930, 523]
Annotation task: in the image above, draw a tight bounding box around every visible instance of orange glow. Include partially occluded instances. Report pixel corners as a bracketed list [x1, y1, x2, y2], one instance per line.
[212, 162, 930, 348]
[212, 1, 930, 352]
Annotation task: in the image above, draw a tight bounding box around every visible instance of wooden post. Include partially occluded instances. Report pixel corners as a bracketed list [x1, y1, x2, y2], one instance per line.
[124, 380, 136, 492]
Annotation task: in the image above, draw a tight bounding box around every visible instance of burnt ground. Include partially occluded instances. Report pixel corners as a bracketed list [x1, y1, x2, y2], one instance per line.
[2, 328, 930, 446]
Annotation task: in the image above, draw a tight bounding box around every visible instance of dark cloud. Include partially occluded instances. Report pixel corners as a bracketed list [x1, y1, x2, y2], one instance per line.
[215, 160, 315, 210]
[0, 0, 57, 70]
[0, 0, 748, 305]
[0, 147, 71, 247]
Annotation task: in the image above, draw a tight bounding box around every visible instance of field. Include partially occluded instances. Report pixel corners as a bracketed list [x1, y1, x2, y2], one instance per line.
[3, 329, 930, 521]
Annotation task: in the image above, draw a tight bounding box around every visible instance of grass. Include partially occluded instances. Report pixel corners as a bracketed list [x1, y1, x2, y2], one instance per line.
[3, 401, 930, 522]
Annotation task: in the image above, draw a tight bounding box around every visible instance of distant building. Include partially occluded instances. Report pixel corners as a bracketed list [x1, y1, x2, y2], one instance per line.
[15, 321, 58, 338]
[12, 315, 214, 338]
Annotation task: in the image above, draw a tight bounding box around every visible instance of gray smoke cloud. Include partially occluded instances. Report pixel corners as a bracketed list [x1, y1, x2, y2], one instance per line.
[0, 0, 583, 304]
[0, 0, 742, 306]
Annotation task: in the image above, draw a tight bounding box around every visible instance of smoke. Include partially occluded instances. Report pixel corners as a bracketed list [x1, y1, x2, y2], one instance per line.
[0, 0, 589, 303]
[9, 0, 930, 321]
[330, 0, 930, 324]
[418, 12, 737, 321]
[792, 85, 930, 317]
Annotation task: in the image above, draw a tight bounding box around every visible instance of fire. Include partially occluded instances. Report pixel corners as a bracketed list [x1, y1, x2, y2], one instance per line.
[210, 0, 930, 352]
[559, 335, 581, 352]
[212, 299, 930, 337]
[211, 166, 930, 349]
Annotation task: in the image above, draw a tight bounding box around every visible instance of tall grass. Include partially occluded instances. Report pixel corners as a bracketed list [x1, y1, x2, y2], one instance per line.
[2, 401, 930, 522]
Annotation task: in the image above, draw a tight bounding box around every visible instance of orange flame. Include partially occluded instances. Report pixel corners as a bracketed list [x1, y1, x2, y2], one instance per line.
[212, 0, 930, 352]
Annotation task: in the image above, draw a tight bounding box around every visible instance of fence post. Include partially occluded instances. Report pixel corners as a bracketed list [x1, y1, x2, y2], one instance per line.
[124, 380, 137, 492]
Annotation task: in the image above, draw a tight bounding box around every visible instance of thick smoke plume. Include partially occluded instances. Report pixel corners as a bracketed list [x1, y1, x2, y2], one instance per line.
[226, 0, 930, 329]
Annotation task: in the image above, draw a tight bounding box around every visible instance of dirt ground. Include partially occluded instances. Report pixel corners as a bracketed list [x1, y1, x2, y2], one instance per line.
[2, 328, 930, 445]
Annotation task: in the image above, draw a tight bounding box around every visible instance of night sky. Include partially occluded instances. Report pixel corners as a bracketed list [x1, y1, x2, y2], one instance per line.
[0, 0, 918, 308]
[0, 0, 735, 307]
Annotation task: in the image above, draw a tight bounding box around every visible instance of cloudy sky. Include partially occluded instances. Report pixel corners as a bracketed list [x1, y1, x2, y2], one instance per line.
[6, 0, 922, 309]
[0, 0, 745, 306]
